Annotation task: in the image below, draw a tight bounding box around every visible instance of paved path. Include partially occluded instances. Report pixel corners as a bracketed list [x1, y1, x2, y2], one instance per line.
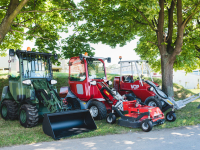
[1, 125, 200, 150]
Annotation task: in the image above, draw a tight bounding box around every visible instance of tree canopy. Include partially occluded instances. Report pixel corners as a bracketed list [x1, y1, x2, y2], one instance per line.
[1, 0, 200, 96]
[74, 0, 200, 96]
[0, 0, 94, 59]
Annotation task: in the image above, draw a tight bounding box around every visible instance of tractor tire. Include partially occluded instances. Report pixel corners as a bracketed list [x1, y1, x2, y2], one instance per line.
[106, 113, 116, 124]
[0, 100, 18, 120]
[141, 120, 153, 132]
[19, 104, 39, 128]
[145, 97, 162, 110]
[166, 111, 176, 122]
[88, 101, 107, 120]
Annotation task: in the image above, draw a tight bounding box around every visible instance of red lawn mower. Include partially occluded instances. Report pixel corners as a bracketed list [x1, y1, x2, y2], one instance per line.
[59, 54, 165, 131]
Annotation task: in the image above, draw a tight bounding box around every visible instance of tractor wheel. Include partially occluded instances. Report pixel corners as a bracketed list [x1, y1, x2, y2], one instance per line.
[88, 101, 107, 120]
[19, 104, 39, 128]
[106, 113, 116, 124]
[0, 100, 18, 120]
[141, 120, 153, 132]
[166, 111, 176, 122]
[145, 97, 162, 110]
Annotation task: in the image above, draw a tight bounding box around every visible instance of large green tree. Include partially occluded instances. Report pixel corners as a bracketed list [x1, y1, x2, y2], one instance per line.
[75, 0, 200, 97]
[0, 0, 94, 59]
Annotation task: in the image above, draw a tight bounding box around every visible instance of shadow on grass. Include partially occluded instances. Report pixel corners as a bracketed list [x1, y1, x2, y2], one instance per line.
[0, 73, 200, 147]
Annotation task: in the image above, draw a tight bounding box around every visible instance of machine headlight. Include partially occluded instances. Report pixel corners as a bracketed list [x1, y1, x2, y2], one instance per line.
[90, 81, 97, 85]
[22, 79, 32, 85]
[107, 80, 112, 85]
[51, 80, 57, 85]
[149, 87, 154, 91]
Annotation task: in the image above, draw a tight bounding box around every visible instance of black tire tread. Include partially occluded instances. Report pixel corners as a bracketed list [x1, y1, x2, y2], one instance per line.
[141, 120, 153, 132]
[19, 104, 39, 128]
[145, 97, 162, 110]
[1, 100, 18, 120]
[166, 111, 176, 122]
[106, 113, 116, 124]
[89, 101, 107, 120]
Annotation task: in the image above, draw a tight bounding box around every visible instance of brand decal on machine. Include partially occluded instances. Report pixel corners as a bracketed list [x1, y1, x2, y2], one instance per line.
[105, 91, 110, 95]
[131, 85, 139, 90]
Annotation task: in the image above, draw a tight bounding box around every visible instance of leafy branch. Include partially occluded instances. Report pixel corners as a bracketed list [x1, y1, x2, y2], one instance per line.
[182, 1, 200, 27]
[19, 8, 80, 13]
[132, 4, 155, 31]
[10, 29, 50, 40]
[12, 22, 31, 29]
[148, 41, 158, 46]
[0, 6, 7, 9]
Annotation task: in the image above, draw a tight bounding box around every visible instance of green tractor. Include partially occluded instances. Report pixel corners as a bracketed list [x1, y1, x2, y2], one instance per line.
[0, 49, 96, 139]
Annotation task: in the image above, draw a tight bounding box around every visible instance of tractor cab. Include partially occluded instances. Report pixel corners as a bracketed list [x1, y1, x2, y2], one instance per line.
[7, 49, 57, 103]
[114, 60, 158, 101]
[67, 54, 111, 101]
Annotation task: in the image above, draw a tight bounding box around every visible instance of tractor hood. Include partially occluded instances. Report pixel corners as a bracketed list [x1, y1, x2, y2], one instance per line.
[145, 80, 168, 99]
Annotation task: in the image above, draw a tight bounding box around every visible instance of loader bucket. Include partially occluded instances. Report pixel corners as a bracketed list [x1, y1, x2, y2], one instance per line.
[42, 109, 97, 140]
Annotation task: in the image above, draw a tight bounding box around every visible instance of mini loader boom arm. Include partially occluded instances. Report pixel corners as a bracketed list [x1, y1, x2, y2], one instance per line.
[32, 80, 65, 113]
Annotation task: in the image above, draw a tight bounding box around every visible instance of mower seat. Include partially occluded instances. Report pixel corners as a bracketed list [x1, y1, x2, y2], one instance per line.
[124, 75, 134, 83]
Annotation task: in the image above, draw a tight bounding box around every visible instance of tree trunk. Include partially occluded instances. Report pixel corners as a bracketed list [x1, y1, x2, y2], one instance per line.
[0, 0, 29, 44]
[161, 54, 175, 97]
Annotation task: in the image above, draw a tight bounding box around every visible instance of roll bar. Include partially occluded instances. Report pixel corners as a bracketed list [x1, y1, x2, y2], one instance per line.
[79, 54, 111, 63]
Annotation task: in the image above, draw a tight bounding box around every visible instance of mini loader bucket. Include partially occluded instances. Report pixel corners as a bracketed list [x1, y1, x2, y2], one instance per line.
[43, 109, 97, 140]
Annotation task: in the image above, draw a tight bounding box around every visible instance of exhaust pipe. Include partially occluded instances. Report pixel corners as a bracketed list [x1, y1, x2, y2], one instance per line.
[43, 109, 97, 140]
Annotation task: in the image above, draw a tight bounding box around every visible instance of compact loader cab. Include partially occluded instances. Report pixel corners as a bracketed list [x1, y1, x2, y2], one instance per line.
[68, 56, 108, 101]
[113, 60, 164, 108]
[8, 50, 54, 103]
[60, 54, 113, 120]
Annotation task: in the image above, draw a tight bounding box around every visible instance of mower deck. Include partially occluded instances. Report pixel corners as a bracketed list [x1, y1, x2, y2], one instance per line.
[110, 101, 165, 131]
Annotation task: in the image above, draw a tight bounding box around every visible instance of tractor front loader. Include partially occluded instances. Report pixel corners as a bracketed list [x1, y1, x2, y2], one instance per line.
[0, 49, 96, 140]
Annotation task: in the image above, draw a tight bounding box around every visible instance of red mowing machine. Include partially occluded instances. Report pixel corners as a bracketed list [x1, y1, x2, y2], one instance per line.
[99, 83, 165, 132]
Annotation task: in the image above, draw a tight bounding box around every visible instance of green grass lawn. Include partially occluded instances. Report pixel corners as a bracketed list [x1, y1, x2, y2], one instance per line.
[0, 71, 200, 147]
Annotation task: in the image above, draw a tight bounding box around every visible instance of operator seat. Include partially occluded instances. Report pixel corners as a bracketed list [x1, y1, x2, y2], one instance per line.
[124, 75, 134, 83]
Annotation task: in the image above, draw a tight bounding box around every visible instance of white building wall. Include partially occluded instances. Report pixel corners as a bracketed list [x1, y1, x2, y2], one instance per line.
[173, 70, 200, 89]
[0, 55, 9, 70]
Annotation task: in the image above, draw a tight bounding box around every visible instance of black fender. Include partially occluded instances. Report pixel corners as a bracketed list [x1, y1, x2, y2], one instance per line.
[85, 99, 105, 109]
[144, 96, 158, 104]
[125, 92, 136, 98]
[124, 92, 137, 101]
